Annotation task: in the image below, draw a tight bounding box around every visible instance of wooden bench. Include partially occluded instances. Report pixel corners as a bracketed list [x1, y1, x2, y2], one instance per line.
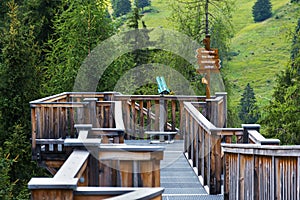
[145, 131, 177, 144]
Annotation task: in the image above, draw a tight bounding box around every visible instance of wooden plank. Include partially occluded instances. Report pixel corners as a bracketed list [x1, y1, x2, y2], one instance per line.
[31, 108, 37, 150]
[31, 189, 73, 200]
[114, 101, 125, 130]
[120, 161, 133, 187]
[171, 100, 176, 131]
[146, 100, 152, 131]
[131, 100, 136, 138]
[139, 101, 144, 139]
[99, 151, 163, 161]
[154, 100, 159, 131]
[140, 161, 153, 187]
[105, 188, 164, 200]
[54, 150, 90, 181]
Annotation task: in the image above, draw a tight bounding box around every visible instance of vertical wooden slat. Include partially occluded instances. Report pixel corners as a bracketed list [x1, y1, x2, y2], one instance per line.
[88, 153, 99, 186]
[146, 100, 151, 131]
[104, 106, 109, 128]
[164, 100, 168, 131]
[215, 135, 222, 194]
[125, 101, 131, 139]
[69, 107, 75, 138]
[49, 107, 54, 139]
[140, 161, 153, 187]
[179, 101, 184, 137]
[131, 100, 136, 138]
[139, 101, 144, 139]
[297, 157, 300, 200]
[31, 108, 37, 159]
[120, 161, 133, 187]
[200, 128, 205, 181]
[154, 100, 159, 131]
[171, 100, 176, 131]
[61, 107, 67, 138]
[153, 160, 160, 187]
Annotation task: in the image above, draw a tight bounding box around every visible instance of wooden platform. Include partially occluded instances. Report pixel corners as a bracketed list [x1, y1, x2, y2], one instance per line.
[125, 140, 223, 200]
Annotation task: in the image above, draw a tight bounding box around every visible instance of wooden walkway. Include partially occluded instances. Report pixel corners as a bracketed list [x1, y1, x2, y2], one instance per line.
[125, 140, 223, 200]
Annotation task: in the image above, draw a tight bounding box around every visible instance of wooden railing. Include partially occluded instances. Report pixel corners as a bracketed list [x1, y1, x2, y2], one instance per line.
[222, 144, 300, 200]
[114, 94, 207, 139]
[28, 146, 165, 200]
[30, 92, 124, 162]
[182, 93, 280, 195]
[183, 101, 223, 194]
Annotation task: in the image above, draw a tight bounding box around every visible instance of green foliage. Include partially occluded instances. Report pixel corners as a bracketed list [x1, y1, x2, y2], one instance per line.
[0, 1, 45, 198]
[252, 0, 272, 22]
[135, 0, 151, 10]
[238, 83, 260, 123]
[291, 18, 300, 62]
[261, 20, 300, 144]
[111, 0, 131, 17]
[169, 0, 234, 57]
[22, 0, 62, 45]
[45, 0, 114, 94]
[0, 0, 41, 137]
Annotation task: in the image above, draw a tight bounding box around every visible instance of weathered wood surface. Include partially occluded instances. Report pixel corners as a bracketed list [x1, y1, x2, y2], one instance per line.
[223, 144, 300, 200]
[114, 94, 207, 140]
[28, 145, 164, 200]
[183, 101, 223, 194]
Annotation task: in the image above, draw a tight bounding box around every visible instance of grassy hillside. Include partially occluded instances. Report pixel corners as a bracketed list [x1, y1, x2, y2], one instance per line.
[223, 0, 299, 107]
[140, 0, 299, 108]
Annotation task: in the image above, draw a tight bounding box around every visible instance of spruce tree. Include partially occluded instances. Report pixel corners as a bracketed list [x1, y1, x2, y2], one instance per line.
[111, 0, 131, 17]
[135, 0, 151, 11]
[252, 0, 272, 22]
[238, 83, 260, 124]
[45, 0, 114, 94]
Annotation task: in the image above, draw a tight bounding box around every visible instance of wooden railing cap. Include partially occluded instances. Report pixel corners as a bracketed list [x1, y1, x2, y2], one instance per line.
[99, 144, 165, 152]
[28, 177, 78, 189]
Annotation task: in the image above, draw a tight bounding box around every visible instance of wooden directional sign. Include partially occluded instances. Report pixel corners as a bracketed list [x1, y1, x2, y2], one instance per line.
[196, 48, 221, 73]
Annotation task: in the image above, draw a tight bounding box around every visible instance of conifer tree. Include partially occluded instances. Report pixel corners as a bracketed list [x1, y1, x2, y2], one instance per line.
[45, 0, 114, 94]
[262, 18, 300, 144]
[111, 0, 131, 17]
[238, 83, 260, 124]
[0, 1, 43, 198]
[252, 0, 272, 22]
[135, 0, 151, 11]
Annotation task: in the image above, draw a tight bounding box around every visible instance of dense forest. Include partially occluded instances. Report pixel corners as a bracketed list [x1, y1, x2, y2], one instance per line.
[0, 0, 299, 198]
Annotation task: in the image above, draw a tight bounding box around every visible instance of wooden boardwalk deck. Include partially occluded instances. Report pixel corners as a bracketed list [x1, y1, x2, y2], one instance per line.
[125, 140, 223, 200]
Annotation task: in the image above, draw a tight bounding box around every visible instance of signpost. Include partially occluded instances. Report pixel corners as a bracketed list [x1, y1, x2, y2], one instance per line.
[196, 35, 221, 98]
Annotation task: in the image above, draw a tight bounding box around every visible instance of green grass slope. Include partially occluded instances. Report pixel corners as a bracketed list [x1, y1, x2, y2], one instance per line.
[223, 0, 299, 107]
[141, 0, 299, 109]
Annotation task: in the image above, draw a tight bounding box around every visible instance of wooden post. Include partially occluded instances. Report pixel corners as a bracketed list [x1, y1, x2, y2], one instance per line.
[242, 124, 260, 144]
[216, 92, 227, 128]
[159, 97, 165, 142]
[83, 98, 97, 127]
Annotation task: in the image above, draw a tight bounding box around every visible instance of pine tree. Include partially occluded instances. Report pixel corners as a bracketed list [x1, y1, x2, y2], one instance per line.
[238, 83, 260, 124]
[135, 0, 151, 11]
[252, 0, 272, 22]
[111, 0, 131, 17]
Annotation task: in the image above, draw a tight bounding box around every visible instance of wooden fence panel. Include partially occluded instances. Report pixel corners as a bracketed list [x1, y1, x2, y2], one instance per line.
[223, 144, 300, 200]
